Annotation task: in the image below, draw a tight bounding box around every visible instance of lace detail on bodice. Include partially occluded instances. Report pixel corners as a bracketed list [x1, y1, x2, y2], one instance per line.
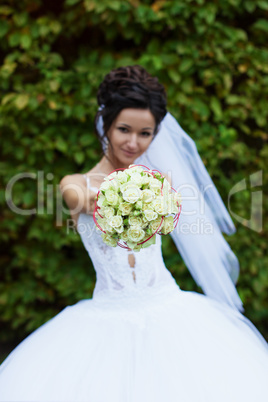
[77, 174, 179, 302]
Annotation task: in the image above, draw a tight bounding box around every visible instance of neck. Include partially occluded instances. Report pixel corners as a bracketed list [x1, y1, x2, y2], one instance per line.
[98, 154, 132, 175]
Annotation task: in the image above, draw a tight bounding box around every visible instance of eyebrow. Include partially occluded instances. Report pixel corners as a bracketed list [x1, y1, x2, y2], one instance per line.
[118, 123, 153, 130]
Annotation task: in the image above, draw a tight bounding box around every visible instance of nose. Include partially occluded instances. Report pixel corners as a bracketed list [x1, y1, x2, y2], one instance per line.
[127, 133, 139, 150]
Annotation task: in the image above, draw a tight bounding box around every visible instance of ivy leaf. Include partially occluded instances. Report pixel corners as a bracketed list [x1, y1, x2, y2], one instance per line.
[210, 97, 222, 119]
[74, 152, 85, 164]
[20, 34, 32, 49]
[55, 138, 68, 153]
[14, 94, 29, 110]
[179, 59, 193, 73]
[253, 19, 268, 33]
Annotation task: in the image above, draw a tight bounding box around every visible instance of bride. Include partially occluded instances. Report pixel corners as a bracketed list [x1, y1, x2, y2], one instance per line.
[0, 65, 267, 402]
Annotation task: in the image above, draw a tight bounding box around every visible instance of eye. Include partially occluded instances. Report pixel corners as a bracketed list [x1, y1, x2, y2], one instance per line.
[118, 127, 128, 133]
[140, 131, 152, 137]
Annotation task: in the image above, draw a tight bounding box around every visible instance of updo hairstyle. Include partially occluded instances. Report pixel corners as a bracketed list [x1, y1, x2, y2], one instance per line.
[95, 65, 167, 150]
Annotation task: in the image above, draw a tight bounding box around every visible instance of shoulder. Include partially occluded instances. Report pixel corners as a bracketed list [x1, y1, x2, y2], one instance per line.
[59, 173, 86, 191]
[83, 166, 107, 189]
[59, 164, 105, 195]
[59, 163, 100, 189]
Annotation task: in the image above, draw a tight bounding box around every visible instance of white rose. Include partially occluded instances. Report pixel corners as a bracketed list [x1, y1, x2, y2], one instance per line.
[122, 185, 141, 204]
[141, 217, 149, 229]
[149, 178, 162, 195]
[149, 216, 164, 233]
[100, 180, 112, 192]
[153, 197, 168, 215]
[108, 215, 123, 228]
[119, 182, 129, 192]
[98, 218, 115, 234]
[97, 192, 105, 207]
[120, 230, 129, 242]
[141, 175, 151, 186]
[120, 181, 138, 193]
[128, 215, 143, 227]
[127, 165, 143, 174]
[115, 225, 124, 234]
[161, 216, 174, 235]
[163, 194, 174, 215]
[129, 172, 143, 186]
[104, 172, 117, 181]
[143, 209, 158, 221]
[162, 178, 171, 192]
[127, 226, 145, 243]
[142, 202, 154, 211]
[165, 193, 181, 214]
[95, 215, 106, 232]
[109, 178, 120, 192]
[141, 189, 155, 203]
[103, 206, 115, 219]
[119, 202, 133, 216]
[105, 190, 119, 206]
[117, 171, 128, 184]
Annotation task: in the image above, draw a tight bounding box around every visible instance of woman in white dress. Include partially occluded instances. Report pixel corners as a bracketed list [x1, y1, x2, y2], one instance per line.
[0, 65, 267, 402]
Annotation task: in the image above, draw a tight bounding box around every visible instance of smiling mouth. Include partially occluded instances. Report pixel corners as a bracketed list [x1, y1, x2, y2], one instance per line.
[121, 149, 137, 156]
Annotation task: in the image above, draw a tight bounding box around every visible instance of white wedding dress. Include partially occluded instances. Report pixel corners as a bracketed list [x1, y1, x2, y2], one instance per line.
[0, 179, 268, 402]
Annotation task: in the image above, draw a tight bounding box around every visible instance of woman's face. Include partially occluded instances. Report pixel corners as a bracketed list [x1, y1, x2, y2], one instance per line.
[107, 108, 156, 168]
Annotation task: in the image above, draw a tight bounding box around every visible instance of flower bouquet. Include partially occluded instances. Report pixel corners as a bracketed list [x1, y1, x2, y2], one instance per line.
[93, 164, 182, 252]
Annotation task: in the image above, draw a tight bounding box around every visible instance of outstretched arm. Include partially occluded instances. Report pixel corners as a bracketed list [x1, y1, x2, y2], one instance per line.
[59, 174, 97, 225]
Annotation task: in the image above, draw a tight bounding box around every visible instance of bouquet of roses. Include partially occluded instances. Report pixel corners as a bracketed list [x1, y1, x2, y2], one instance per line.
[93, 164, 182, 252]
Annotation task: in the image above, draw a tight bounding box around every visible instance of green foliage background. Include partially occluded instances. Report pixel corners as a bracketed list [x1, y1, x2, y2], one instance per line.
[0, 0, 268, 348]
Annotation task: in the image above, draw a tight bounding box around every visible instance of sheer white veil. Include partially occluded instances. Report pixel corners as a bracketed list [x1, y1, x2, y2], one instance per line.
[97, 110, 244, 313]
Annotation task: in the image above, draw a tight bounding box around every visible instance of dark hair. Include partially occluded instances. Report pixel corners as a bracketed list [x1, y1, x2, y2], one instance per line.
[95, 65, 167, 150]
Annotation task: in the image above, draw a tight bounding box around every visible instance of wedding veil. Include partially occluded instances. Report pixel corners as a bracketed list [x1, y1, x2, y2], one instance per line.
[97, 110, 244, 313]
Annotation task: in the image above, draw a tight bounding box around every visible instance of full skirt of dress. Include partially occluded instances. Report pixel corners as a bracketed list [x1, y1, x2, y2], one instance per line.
[0, 284, 267, 402]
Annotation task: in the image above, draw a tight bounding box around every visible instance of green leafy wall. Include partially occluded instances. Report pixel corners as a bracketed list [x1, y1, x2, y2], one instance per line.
[1, 0, 267, 346]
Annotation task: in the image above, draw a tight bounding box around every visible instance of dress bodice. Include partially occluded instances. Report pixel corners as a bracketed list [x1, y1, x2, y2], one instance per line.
[76, 175, 179, 302]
